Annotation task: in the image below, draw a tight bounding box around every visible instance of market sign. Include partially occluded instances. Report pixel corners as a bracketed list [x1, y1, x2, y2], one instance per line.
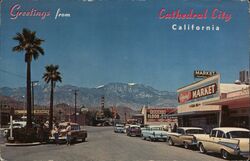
[146, 108, 175, 122]
[15, 110, 49, 115]
[178, 75, 219, 104]
[194, 70, 217, 78]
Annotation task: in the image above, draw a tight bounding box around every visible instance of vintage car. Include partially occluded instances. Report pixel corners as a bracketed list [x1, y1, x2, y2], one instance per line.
[126, 125, 141, 137]
[114, 123, 125, 133]
[4, 121, 26, 137]
[49, 122, 87, 143]
[167, 127, 206, 149]
[196, 127, 250, 159]
[141, 125, 168, 141]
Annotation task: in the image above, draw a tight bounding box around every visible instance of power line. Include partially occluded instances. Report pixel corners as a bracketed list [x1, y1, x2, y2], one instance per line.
[0, 68, 25, 79]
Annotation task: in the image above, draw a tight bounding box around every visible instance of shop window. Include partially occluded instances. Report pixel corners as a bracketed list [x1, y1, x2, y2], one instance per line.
[230, 110, 237, 114]
[206, 114, 217, 125]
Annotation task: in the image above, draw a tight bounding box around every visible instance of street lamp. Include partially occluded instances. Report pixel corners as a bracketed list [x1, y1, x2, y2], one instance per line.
[31, 81, 39, 121]
[22, 95, 25, 119]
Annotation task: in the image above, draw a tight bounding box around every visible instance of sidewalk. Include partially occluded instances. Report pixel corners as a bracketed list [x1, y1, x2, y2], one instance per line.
[5, 142, 42, 146]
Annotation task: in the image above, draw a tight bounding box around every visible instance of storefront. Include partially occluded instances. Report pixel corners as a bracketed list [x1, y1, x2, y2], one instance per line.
[177, 74, 249, 132]
[206, 87, 249, 129]
[141, 107, 177, 126]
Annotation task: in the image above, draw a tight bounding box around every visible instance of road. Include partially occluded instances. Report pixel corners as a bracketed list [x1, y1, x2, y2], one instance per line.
[0, 126, 246, 161]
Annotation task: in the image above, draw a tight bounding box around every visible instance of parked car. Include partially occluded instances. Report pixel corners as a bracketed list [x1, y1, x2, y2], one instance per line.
[49, 122, 87, 143]
[3, 120, 26, 137]
[124, 124, 130, 133]
[196, 127, 250, 159]
[141, 125, 168, 141]
[126, 125, 141, 137]
[167, 127, 206, 149]
[114, 124, 125, 133]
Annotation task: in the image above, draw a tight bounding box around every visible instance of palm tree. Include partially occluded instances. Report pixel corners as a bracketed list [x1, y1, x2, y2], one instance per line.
[12, 28, 44, 128]
[43, 64, 62, 130]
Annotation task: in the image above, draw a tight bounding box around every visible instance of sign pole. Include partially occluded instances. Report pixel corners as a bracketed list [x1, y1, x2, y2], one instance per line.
[8, 107, 14, 141]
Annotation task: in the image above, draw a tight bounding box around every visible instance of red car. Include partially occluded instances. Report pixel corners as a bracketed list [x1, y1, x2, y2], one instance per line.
[127, 125, 141, 137]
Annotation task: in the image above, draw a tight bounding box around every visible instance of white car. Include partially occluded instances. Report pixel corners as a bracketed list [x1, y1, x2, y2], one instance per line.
[3, 121, 26, 136]
[141, 125, 168, 141]
[114, 124, 125, 133]
[167, 127, 206, 149]
[196, 127, 250, 159]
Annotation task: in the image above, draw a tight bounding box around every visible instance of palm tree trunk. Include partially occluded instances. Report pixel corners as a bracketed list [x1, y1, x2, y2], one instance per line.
[49, 80, 54, 130]
[26, 61, 32, 128]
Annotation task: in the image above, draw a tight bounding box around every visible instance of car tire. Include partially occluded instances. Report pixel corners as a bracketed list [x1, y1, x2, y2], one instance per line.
[184, 142, 189, 149]
[150, 137, 155, 142]
[81, 138, 86, 142]
[199, 143, 206, 154]
[168, 138, 174, 146]
[221, 149, 230, 160]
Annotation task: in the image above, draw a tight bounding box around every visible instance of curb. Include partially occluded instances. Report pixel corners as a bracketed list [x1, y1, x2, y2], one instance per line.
[5, 142, 42, 146]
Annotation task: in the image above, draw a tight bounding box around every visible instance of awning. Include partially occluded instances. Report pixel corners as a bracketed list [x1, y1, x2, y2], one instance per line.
[205, 95, 250, 108]
[167, 110, 219, 117]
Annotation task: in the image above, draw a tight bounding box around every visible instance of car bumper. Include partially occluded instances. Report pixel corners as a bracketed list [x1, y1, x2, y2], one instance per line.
[49, 136, 67, 140]
[239, 151, 250, 158]
[189, 142, 198, 146]
[153, 136, 168, 139]
[129, 132, 141, 136]
[114, 130, 125, 133]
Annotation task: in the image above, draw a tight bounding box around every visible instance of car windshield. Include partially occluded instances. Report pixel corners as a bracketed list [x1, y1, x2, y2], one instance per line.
[186, 129, 205, 134]
[228, 131, 250, 138]
[71, 125, 80, 130]
[151, 127, 162, 131]
[131, 127, 139, 129]
[116, 124, 124, 127]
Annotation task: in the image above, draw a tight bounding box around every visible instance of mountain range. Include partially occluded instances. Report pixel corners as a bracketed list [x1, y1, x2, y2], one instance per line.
[0, 83, 177, 110]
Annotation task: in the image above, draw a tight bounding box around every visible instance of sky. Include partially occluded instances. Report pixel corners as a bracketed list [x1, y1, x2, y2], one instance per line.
[0, 0, 249, 92]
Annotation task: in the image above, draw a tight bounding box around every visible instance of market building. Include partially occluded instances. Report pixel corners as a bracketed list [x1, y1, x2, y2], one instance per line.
[176, 74, 249, 133]
[141, 106, 177, 126]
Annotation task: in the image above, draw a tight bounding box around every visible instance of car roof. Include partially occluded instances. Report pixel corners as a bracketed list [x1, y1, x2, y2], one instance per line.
[59, 122, 79, 126]
[148, 125, 164, 128]
[129, 125, 140, 127]
[178, 127, 204, 130]
[212, 127, 250, 133]
[115, 124, 124, 126]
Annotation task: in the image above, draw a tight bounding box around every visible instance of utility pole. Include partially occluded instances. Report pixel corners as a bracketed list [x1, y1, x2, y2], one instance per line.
[74, 90, 79, 123]
[101, 96, 105, 111]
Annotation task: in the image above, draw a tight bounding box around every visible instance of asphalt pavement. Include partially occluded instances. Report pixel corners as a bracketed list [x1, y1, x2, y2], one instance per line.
[0, 126, 246, 161]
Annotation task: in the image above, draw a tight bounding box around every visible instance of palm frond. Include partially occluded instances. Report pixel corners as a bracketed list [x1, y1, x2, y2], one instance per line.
[12, 45, 23, 52]
[35, 46, 44, 55]
[32, 50, 39, 60]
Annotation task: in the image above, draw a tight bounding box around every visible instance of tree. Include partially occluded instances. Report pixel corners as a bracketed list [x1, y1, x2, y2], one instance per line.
[12, 28, 44, 128]
[103, 108, 112, 118]
[43, 64, 62, 130]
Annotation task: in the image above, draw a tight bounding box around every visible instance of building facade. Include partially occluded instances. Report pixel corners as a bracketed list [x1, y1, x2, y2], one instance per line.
[141, 106, 177, 126]
[176, 74, 249, 133]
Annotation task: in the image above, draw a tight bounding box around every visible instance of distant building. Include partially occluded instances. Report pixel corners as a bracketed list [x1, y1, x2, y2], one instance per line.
[239, 70, 249, 84]
[141, 106, 177, 126]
